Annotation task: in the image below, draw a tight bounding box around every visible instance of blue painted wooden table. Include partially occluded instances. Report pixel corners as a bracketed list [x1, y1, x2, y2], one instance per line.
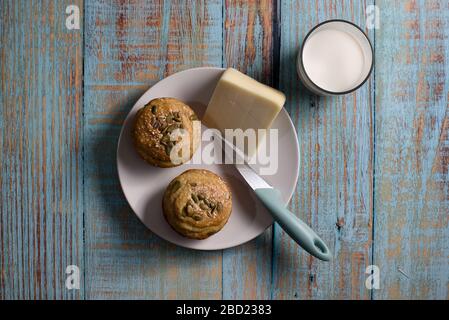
[1, 0, 448, 300]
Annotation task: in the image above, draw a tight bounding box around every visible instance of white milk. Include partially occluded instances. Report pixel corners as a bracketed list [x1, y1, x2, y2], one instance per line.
[302, 29, 365, 92]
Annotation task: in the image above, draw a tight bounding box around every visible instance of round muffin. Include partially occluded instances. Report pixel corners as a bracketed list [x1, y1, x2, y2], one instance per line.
[132, 97, 199, 167]
[163, 169, 232, 239]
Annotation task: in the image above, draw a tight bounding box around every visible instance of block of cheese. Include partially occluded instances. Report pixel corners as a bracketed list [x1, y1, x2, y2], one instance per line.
[203, 68, 286, 157]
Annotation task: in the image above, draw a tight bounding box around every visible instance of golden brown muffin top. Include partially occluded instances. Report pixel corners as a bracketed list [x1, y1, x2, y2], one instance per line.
[163, 169, 232, 239]
[132, 97, 198, 167]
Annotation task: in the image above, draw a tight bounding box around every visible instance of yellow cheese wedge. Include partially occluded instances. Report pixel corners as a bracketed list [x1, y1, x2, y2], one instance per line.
[203, 68, 286, 157]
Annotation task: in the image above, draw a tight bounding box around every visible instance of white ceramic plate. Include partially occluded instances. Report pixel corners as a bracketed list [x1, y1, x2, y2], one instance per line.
[117, 67, 299, 250]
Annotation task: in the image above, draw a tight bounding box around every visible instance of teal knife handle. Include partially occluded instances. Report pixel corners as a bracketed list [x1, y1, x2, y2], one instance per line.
[254, 188, 331, 261]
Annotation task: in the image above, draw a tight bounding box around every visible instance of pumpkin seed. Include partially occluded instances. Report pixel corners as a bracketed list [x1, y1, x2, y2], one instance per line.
[171, 180, 181, 192]
[217, 202, 223, 212]
[151, 105, 157, 114]
[166, 124, 179, 133]
[198, 194, 205, 201]
[193, 214, 202, 221]
[164, 144, 172, 155]
[186, 205, 195, 216]
[189, 114, 198, 121]
[161, 134, 171, 144]
[173, 112, 181, 122]
[199, 203, 209, 211]
[192, 194, 199, 203]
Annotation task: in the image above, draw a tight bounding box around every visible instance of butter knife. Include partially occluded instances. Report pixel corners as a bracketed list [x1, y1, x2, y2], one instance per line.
[217, 134, 331, 261]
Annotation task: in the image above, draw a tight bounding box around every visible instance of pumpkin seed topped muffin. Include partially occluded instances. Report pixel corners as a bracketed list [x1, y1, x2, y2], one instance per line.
[163, 169, 232, 239]
[132, 97, 199, 167]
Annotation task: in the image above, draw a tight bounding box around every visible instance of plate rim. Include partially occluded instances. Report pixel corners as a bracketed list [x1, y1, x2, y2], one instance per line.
[116, 66, 300, 250]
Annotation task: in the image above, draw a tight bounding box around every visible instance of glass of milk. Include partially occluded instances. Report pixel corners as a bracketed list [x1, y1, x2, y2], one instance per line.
[297, 20, 373, 96]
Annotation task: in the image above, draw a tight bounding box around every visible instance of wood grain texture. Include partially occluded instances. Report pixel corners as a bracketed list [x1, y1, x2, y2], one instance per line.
[2, 0, 449, 300]
[373, 0, 449, 299]
[274, 0, 375, 299]
[0, 0, 84, 299]
[83, 0, 223, 299]
[222, 0, 275, 299]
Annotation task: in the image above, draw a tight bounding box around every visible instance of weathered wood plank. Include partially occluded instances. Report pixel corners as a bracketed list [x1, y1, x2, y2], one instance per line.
[373, 0, 449, 299]
[0, 0, 84, 299]
[274, 0, 374, 299]
[3, 0, 446, 300]
[83, 0, 224, 299]
[222, 0, 275, 299]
